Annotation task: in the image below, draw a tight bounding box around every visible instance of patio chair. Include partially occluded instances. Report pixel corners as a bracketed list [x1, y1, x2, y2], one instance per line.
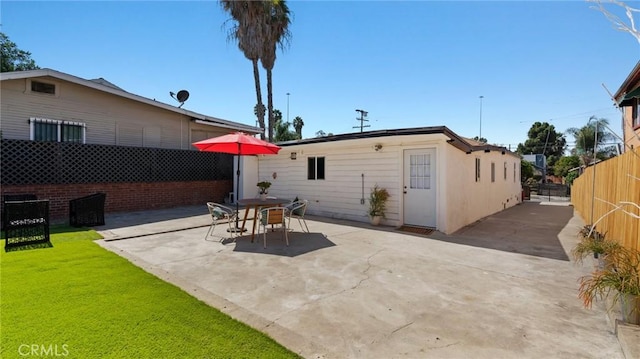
[286, 199, 309, 232]
[257, 206, 289, 248]
[205, 203, 238, 243]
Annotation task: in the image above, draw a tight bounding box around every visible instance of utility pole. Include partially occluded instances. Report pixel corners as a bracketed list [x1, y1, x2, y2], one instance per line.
[354, 109, 370, 132]
[479, 96, 484, 139]
[286, 93, 290, 122]
[588, 117, 598, 225]
[541, 124, 551, 183]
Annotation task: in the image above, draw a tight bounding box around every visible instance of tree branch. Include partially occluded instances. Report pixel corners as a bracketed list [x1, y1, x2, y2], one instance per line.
[588, 0, 640, 43]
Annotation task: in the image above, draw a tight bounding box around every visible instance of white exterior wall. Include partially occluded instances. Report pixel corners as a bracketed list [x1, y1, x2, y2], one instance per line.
[255, 137, 410, 225]
[250, 134, 522, 234]
[239, 156, 259, 201]
[247, 134, 444, 227]
[441, 145, 522, 233]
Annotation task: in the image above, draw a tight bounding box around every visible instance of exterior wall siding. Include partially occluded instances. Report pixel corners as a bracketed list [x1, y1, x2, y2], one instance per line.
[258, 140, 404, 224]
[251, 134, 521, 234]
[1, 77, 234, 150]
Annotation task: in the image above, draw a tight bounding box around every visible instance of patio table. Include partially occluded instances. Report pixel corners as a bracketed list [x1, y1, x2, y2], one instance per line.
[238, 198, 288, 242]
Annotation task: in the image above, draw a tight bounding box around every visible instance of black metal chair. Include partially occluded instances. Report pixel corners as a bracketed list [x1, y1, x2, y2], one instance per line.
[4, 199, 50, 250]
[69, 193, 106, 227]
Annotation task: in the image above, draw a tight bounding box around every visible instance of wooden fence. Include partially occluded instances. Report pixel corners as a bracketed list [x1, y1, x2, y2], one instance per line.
[571, 150, 640, 251]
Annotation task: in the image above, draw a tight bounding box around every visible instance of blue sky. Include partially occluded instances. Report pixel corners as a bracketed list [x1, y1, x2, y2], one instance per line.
[2, 1, 639, 150]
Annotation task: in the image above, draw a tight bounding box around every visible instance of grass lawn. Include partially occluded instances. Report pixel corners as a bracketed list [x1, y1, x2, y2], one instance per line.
[0, 226, 300, 359]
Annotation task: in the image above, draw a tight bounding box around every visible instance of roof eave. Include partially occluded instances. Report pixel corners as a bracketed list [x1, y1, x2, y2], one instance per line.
[613, 60, 640, 104]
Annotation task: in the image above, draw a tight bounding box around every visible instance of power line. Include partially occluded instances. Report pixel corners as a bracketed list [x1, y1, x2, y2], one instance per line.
[518, 107, 619, 124]
[354, 109, 370, 132]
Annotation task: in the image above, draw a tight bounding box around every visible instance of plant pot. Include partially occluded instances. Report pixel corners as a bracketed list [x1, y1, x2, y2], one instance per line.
[260, 194, 267, 201]
[620, 293, 640, 325]
[370, 216, 381, 226]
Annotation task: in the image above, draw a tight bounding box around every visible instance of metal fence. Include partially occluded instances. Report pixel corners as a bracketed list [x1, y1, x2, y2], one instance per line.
[1, 139, 233, 185]
[536, 183, 570, 197]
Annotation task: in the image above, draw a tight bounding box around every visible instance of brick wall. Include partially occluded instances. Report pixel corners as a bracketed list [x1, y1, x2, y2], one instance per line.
[1, 180, 232, 224]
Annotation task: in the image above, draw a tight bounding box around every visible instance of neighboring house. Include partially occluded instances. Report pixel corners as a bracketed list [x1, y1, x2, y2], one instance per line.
[613, 60, 640, 152]
[0, 68, 258, 147]
[1, 68, 260, 221]
[242, 127, 521, 234]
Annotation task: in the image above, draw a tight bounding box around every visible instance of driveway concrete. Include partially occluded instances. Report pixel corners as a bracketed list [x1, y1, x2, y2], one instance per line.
[97, 202, 624, 358]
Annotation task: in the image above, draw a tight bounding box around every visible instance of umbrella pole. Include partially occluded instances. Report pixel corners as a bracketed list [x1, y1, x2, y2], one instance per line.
[235, 154, 240, 229]
[228, 152, 246, 233]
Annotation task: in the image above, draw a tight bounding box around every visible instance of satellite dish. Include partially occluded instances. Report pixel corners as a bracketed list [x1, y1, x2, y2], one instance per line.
[176, 90, 189, 102]
[169, 90, 190, 108]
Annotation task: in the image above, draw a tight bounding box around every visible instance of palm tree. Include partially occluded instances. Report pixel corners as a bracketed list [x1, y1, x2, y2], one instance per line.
[293, 116, 304, 139]
[260, 0, 291, 142]
[254, 103, 265, 128]
[221, 1, 268, 139]
[566, 116, 616, 165]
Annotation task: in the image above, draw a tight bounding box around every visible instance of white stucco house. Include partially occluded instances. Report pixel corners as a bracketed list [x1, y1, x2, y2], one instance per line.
[239, 127, 522, 234]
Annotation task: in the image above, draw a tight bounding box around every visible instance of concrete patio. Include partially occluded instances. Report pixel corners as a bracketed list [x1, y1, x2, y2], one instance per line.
[97, 202, 629, 358]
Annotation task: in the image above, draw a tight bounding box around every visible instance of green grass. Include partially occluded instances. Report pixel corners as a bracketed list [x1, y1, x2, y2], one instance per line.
[1, 226, 300, 359]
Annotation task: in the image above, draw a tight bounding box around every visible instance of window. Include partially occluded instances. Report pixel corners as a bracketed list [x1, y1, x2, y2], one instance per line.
[513, 163, 516, 182]
[503, 161, 507, 180]
[29, 118, 86, 143]
[491, 162, 496, 183]
[409, 154, 431, 189]
[30, 80, 56, 95]
[475, 158, 481, 182]
[307, 156, 325, 180]
[634, 98, 640, 128]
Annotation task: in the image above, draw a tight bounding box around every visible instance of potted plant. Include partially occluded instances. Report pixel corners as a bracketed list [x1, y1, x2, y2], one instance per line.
[572, 225, 620, 269]
[257, 181, 271, 200]
[368, 185, 390, 225]
[578, 245, 640, 325]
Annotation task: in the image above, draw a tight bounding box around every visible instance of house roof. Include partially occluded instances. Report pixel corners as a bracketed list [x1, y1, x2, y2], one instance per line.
[277, 126, 518, 157]
[613, 60, 640, 106]
[0, 68, 261, 134]
[89, 77, 125, 91]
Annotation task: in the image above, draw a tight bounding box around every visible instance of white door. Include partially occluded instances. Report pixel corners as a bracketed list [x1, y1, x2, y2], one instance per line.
[403, 149, 437, 227]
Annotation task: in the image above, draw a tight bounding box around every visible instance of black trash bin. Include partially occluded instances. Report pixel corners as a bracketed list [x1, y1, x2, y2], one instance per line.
[69, 193, 106, 227]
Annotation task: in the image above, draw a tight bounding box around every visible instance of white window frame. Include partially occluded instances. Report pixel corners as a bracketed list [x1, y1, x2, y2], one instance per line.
[29, 117, 86, 143]
[307, 156, 325, 180]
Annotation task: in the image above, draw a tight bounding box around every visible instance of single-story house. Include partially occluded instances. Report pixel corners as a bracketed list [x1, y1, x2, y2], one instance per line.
[239, 127, 522, 234]
[1, 68, 259, 220]
[613, 60, 640, 152]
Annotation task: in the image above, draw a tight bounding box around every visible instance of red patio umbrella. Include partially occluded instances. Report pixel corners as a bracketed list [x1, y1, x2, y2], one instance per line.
[193, 132, 281, 231]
